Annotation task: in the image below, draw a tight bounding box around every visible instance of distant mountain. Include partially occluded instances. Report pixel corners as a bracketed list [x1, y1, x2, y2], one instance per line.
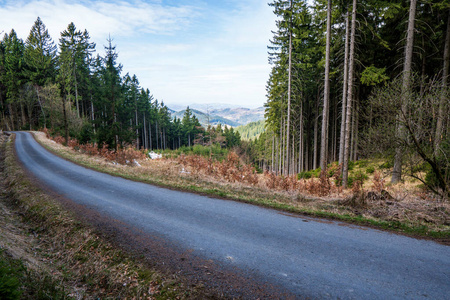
[168, 104, 265, 127]
[171, 109, 240, 127]
[167, 103, 241, 112]
[209, 107, 264, 125]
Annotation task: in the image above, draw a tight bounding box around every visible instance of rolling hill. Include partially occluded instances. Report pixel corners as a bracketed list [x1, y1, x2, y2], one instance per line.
[168, 104, 264, 127]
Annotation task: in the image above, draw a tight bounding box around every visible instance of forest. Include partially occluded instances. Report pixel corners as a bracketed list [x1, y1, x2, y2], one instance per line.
[0, 0, 449, 197]
[0, 18, 241, 152]
[251, 0, 449, 196]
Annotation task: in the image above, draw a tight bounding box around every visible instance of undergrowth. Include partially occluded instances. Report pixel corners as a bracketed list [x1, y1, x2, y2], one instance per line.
[44, 128, 146, 165]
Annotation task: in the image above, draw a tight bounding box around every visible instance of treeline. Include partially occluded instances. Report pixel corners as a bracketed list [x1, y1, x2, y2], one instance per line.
[236, 120, 265, 140]
[256, 0, 449, 194]
[0, 18, 243, 151]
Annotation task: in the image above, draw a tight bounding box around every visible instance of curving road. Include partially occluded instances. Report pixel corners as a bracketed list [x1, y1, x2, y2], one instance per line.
[14, 131, 450, 299]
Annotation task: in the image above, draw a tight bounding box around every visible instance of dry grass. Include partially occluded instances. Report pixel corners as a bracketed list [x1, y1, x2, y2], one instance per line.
[1, 132, 199, 299]
[33, 131, 450, 236]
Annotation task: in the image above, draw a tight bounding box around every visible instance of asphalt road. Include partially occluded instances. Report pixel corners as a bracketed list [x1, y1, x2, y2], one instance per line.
[14, 131, 450, 299]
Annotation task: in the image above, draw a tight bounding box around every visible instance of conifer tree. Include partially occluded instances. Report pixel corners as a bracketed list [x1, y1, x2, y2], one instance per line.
[24, 17, 56, 86]
[59, 22, 95, 118]
[1, 30, 25, 130]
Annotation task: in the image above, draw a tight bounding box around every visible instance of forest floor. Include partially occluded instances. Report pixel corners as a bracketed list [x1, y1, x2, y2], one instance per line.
[33, 131, 450, 242]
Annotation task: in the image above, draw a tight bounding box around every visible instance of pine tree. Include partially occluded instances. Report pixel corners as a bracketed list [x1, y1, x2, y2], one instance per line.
[1, 30, 25, 130]
[24, 17, 56, 86]
[100, 37, 123, 150]
[182, 106, 194, 147]
[24, 17, 57, 128]
[59, 22, 95, 118]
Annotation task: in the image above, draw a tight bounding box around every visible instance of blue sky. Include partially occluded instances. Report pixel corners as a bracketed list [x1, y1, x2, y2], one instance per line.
[0, 0, 277, 108]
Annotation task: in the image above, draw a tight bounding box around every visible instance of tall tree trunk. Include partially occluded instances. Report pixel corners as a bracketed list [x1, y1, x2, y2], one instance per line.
[275, 136, 279, 174]
[285, 0, 293, 176]
[435, 10, 450, 155]
[339, 10, 350, 165]
[282, 115, 286, 174]
[332, 96, 338, 162]
[342, 0, 357, 188]
[299, 101, 304, 172]
[149, 122, 152, 150]
[313, 98, 319, 170]
[135, 103, 139, 149]
[392, 0, 417, 183]
[20, 103, 26, 129]
[272, 133, 275, 172]
[352, 97, 359, 161]
[63, 94, 69, 145]
[91, 98, 96, 134]
[35, 86, 46, 129]
[8, 103, 15, 131]
[350, 100, 355, 160]
[143, 113, 147, 149]
[305, 139, 309, 171]
[74, 65, 80, 118]
[156, 121, 159, 149]
[320, 0, 332, 171]
[114, 112, 118, 151]
[163, 127, 166, 150]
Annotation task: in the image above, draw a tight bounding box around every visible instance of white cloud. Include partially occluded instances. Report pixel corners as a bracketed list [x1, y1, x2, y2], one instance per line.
[0, 0, 276, 108]
[0, 0, 197, 41]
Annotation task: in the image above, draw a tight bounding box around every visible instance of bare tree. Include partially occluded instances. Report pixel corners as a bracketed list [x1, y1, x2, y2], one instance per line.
[435, 10, 450, 155]
[320, 0, 332, 171]
[392, 0, 417, 183]
[342, 0, 357, 188]
[339, 9, 350, 165]
[285, 0, 293, 175]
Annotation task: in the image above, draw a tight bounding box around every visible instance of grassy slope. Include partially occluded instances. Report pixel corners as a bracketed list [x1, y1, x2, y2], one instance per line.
[0, 133, 206, 299]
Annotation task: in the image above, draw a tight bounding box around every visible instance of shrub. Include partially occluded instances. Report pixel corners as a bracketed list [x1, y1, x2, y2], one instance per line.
[357, 160, 369, 168]
[379, 161, 393, 169]
[166, 144, 228, 160]
[0, 252, 22, 300]
[366, 166, 375, 174]
[318, 169, 331, 196]
[411, 163, 428, 173]
[424, 162, 448, 192]
[347, 176, 354, 187]
[298, 171, 312, 179]
[327, 162, 340, 178]
[348, 161, 355, 171]
[372, 171, 385, 192]
[298, 167, 322, 179]
[354, 170, 369, 183]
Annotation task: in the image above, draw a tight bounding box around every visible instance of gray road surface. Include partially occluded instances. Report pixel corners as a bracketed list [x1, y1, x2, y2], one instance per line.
[13, 131, 450, 299]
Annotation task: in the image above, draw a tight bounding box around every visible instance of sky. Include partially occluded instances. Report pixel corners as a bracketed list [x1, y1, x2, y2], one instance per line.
[0, 0, 278, 109]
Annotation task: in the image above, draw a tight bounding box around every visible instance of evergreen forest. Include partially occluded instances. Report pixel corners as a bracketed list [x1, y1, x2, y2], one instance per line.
[0, 18, 241, 152]
[255, 0, 449, 195]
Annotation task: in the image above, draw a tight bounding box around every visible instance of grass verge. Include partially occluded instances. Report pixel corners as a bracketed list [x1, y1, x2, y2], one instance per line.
[0, 133, 205, 299]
